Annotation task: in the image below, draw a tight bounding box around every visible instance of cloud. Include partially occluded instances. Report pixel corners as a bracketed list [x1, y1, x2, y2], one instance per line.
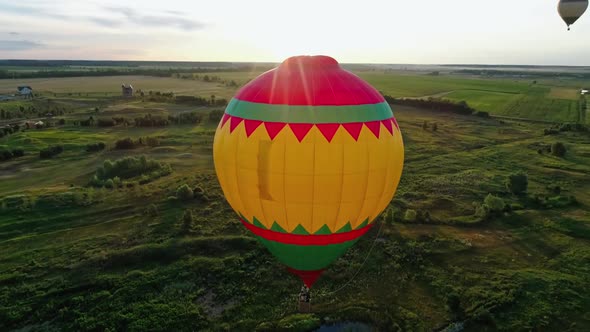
[103, 6, 206, 31]
[87, 17, 123, 28]
[8, 32, 19, 36]
[0, 3, 206, 32]
[0, 3, 68, 19]
[0, 40, 44, 51]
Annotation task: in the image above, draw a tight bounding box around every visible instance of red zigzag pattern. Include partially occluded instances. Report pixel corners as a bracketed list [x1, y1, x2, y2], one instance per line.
[220, 114, 398, 142]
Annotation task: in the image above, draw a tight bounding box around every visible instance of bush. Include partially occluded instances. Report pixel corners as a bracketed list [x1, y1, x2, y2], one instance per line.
[115, 138, 136, 150]
[86, 142, 106, 152]
[39, 145, 63, 159]
[383, 95, 475, 115]
[432, 123, 438, 131]
[416, 209, 431, 222]
[475, 204, 490, 220]
[112, 176, 122, 188]
[404, 209, 417, 222]
[543, 128, 559, 135]
[176, 184, 194, 201]
[104, 179, 115, 189]
[551, 142, 566, 157]
[146, 137, 160, 147]
[11, 148, 24, 157]
[0, 148, 13, 161]
[168, 112, 203, 125]
[193, 186, 209, 203]
[93, 156, 172, 184]
[97, 119, 116, 127]
[484, 194, 505, 212]
[506, 172, 528, 195]
[135, 114, 169, 127]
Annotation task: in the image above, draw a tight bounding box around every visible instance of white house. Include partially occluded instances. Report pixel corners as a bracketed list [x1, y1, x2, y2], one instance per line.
[581, 89, 588, 95]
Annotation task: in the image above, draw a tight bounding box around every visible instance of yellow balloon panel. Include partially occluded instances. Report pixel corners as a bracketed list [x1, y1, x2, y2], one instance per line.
[213, 120, 404, 234]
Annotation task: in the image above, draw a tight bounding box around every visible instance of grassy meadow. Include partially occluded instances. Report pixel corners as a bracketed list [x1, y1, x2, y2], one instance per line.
[1, 67, 590, 331]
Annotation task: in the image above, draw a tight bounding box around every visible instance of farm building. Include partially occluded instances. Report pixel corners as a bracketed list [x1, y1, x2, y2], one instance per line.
[581, 89, 588, 95]
[17, 86, 33, 97]
[121, 84, 134, 97]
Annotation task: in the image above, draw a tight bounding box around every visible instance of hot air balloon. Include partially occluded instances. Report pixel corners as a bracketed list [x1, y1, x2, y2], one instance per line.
[213, 55, 404, 289]
[558, 0, 588, 30]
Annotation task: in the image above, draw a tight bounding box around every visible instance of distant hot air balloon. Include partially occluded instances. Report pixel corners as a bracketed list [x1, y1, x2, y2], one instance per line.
[213, 55, 404, 288]
[558, 0, 588, 30]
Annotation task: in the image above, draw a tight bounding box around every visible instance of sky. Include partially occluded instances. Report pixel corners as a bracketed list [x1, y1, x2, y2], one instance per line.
[0, 0, 589, 65]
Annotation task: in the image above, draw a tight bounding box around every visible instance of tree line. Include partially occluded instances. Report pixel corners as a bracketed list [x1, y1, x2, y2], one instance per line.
[383, 95, 489, 117]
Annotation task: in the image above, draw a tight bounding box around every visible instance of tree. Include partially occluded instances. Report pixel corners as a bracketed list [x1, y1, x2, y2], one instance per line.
[475, 204, 490, 220]
[176, 184, 194, 201]
[112, 176, 122, 188]
[506, 172, 528, 195]
[422, 121, 428, 130]
[551, 142, 566, 157]
[104, 179, 115, 189]
[432, 122, 438, 131]
[484, 194, 505, 212]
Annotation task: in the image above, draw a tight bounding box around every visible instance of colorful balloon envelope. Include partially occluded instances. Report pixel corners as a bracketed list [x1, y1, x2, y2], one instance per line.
[213, 56, 404, 287]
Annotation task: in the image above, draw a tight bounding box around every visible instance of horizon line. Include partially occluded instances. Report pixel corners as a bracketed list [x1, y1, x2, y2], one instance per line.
[1, 59, 590, 68]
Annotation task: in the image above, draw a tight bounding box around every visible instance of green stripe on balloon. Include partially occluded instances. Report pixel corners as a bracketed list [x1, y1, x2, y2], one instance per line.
[257, 237, 359, 271]
[226, 98, 393, 124]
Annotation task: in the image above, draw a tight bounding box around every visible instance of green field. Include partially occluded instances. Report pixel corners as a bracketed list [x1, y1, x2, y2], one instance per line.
[1, 69, 590, 331]
[0, 75, 239, 100]
[2, 70, 587, 123]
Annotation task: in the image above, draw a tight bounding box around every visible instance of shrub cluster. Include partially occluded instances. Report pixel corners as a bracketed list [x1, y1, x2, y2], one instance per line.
[1, 124, 20, 138]
[403, 209, 431, 223]
[174, 95, 210, 106]
[114, 137, 161, 149]
[115, 138, 136, 150]
[474, 194, 507, 221]
[39, 145, 63, 159]
[176, 184, 194, 201]
[86, 142, 106, 152]
[168, 112, 203, 125]
[544, 123, 588, 135]
[551, 142, 567, 157]
[506, 172, 528, 195]
[90, 156, 172, 188]
[134, 114, 169, 127]
[383, 95, 475, 115]
[0, 147, 25, 161]
[97, 118, 116, 127]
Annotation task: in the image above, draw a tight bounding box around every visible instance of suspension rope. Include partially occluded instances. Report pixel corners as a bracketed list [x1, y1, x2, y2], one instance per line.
[316, 219, 386, 298]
